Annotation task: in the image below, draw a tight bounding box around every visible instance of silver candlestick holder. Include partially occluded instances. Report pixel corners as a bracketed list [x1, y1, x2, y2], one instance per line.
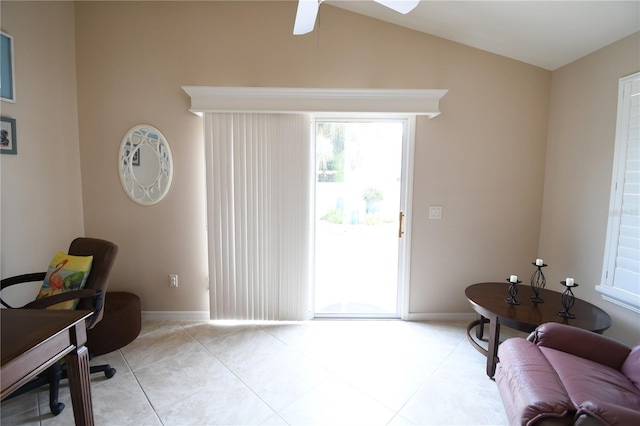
[558, 281, 579, 319]
[529, 263, 547, 303]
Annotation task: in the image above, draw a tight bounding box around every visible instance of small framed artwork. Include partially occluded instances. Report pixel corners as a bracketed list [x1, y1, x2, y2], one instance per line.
[1, 31, 16, 103]
[132, 145, 140, 166]
[1, 116, 17, 154]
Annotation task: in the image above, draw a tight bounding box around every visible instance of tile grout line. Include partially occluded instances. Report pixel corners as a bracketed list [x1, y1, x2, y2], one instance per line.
[181, 323, 290, 425]
[119, 347, 166, 426]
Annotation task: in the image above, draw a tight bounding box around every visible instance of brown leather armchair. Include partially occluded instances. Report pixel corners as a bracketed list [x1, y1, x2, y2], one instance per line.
[496, 322, 640, 425]
[0, 237, 118, 415]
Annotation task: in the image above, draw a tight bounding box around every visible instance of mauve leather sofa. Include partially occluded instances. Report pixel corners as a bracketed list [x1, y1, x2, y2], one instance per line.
[495, 322, 640, 426]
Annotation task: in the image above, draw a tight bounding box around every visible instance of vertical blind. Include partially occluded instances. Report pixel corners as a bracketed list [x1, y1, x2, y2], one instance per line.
[204, 113, 312, 320]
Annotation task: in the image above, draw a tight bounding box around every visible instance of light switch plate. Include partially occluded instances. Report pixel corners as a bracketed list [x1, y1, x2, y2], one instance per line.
[429, 205, 442, 219]
[169, 274, 178, 288]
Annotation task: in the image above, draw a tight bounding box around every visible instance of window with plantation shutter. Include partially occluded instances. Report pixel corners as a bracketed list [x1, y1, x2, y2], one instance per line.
[597, 72, 640, 312]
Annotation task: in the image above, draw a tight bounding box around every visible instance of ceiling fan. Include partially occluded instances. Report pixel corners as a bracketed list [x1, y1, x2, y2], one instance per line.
[293, 0, 420, 35]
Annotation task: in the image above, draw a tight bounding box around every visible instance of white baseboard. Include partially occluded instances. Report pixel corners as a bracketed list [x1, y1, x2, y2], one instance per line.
[406, 312, 476, 322]
[142, 311, 210, 321]
[142, 311, 476, 322]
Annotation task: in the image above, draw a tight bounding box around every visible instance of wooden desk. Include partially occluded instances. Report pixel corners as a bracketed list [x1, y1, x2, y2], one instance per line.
[1, 309, 95, 425]
[465, 282, 611, 378]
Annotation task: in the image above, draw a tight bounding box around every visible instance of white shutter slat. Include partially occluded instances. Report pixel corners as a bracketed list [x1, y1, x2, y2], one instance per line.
[613, 268, 640, 293]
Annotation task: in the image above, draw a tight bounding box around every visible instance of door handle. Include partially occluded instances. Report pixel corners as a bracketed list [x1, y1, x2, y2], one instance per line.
[398, 211, 405, 238]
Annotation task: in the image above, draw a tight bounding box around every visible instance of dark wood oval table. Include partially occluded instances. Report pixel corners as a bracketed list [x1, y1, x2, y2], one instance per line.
[465, 282, 611, 378]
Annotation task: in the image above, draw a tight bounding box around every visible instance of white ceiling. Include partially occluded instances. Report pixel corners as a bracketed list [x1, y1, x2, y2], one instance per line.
[325, 0, 640, 70]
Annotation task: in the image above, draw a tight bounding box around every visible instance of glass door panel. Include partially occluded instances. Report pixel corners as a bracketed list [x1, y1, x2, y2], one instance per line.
[314, 119, 406, 317]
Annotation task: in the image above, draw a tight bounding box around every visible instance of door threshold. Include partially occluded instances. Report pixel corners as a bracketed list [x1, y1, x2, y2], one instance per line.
[313, 314, 402, 320]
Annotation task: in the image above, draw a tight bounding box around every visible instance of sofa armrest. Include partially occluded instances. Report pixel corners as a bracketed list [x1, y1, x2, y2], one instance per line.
[578, 400, 640, 425]
[496, 338, 575, 426]
[533, 323, 630, 370]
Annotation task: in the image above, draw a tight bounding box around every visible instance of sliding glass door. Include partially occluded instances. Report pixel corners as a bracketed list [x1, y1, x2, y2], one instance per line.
[313, 118, 411, 318]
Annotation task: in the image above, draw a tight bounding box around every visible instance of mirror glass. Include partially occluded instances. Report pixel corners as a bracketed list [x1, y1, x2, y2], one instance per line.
[119, 125, 173, 205]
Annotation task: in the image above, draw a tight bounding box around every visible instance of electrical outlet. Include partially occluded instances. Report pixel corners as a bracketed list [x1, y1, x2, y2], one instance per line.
[169, 274, 178, 288]
[429, 205, 443, 219]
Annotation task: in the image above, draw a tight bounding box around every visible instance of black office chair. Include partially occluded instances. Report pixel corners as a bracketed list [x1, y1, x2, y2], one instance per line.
[0, 237, 118, 415]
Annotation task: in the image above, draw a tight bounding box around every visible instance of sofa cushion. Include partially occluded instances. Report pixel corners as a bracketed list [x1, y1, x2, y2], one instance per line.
[539, 347, 640, 411]
[621, 345, 640, 390]
[496, 338, 575, 426]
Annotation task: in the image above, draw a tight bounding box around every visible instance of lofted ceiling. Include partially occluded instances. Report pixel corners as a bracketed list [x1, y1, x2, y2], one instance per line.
[323, 0, 640, 70]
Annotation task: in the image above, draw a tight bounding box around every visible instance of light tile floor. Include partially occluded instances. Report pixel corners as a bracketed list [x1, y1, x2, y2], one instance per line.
[1, 319, 526, 425]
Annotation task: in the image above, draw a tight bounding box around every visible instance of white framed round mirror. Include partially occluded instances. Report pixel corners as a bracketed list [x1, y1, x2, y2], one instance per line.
[118, 124, 173, 205]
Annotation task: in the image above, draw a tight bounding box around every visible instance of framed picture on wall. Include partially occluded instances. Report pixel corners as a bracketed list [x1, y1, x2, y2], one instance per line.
[1, 31, 16, 103]
[1, 116, 17, 154]
[132, 144, 140, 166]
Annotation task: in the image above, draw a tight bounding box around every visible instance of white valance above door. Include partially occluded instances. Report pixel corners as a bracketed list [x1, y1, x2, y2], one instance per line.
[182, 86, 447, 117]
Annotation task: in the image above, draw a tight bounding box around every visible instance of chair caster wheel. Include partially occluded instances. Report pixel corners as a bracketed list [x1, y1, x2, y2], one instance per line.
[51, 402, 65, 416]
[105, 367, 116, 378]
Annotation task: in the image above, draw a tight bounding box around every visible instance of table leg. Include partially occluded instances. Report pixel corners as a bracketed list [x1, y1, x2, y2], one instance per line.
[475, 314, 485, 339]
[486, 318, 501, 378]
[66, 343, 94, 425]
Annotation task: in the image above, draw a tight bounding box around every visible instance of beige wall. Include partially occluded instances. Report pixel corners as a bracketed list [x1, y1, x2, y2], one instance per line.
[5, 1, 635, 344]
[0, 1, 85, 306]
[72, 1, 550, 315]
[540, 32, 640, 346]
[3, 0, 636, 343]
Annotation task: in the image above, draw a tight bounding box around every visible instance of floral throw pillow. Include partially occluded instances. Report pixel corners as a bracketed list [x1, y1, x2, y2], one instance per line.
[36, 251, 93, 310]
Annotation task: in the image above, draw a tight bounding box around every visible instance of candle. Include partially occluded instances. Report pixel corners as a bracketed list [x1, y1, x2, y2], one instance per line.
[510, 275, 518, 283]
[536, 259, 544, 266]
[565, 278, 574, 287]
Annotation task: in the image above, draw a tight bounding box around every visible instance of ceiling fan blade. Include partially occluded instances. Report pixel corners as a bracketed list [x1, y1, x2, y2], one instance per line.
[294, 0, 321, 35]
[374, 0, 419, 15]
